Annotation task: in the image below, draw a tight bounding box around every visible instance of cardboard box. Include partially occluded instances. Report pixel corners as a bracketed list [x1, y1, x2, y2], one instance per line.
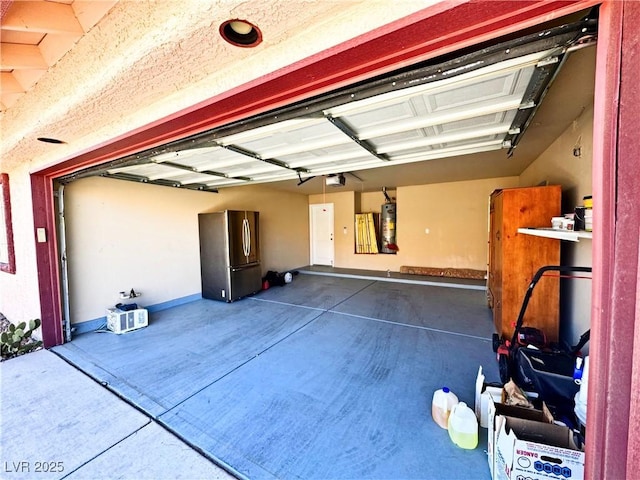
[475, 366, 503, 428]
[477, 365, 578, 480]
[494, 415, 584, 480]
[475, 366, 539, 428]
[487, 395, 552, 479]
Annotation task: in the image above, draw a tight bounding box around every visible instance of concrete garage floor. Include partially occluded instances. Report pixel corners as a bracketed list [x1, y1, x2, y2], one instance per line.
[49, 271, 499, 479]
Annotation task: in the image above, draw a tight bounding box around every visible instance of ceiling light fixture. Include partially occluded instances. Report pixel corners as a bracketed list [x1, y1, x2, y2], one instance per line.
[220, 19, 262, 48]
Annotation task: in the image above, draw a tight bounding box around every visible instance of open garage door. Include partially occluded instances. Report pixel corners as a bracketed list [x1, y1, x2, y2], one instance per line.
[57, 18, 596, 193]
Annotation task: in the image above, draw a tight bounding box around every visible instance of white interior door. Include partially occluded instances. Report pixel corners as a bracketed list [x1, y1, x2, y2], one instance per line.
[310, 203, 334, 266]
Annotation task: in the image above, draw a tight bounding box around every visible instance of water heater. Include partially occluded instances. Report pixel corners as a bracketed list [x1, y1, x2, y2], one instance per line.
[380, 203, 397, 254]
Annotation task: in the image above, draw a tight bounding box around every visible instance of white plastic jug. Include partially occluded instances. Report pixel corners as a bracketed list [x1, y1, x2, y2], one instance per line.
[432, 387, 458, 429]
[574, 356, 589, 427]
[447, 402, 478, 449]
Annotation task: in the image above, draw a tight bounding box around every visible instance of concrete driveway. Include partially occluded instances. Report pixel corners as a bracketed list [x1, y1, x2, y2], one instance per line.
[0, 349, 235, 480]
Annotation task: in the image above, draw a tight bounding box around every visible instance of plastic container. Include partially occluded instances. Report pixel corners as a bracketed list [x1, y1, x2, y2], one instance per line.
[574, 207, 586, 230]
[447, 402, 478, 449]
[574, 356, 589, 427]
[432, 387, 458, 429]
[584, 208, 593, 232]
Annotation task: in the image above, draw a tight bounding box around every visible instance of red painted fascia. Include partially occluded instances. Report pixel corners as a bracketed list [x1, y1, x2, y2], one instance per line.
[585, 1, 640, 478]
[588, 1, 623, 478]
[30, 174, 64, 347]
[622, 3, 640, 474]
[0, 173, 16, 274]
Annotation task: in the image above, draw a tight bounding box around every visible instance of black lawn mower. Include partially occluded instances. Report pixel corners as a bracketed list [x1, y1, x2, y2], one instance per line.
[493, 265, 592, 404]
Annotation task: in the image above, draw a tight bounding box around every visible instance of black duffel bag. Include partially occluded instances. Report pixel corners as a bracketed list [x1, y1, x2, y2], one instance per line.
[514, 330, 590, 404]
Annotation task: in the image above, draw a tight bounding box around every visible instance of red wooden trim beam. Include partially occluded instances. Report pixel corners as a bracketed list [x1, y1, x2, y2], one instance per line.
[586, 1, 635, 478]
[617, 1, 640, 476]
[0, 173, 16, 274]
[30, 174, 63, 347]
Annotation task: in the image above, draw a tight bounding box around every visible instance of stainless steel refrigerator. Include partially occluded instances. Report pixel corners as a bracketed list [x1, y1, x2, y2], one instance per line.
[198, 210, 261, 302]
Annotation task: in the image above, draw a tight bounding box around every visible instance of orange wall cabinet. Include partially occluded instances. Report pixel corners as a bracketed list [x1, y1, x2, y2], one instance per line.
[488, 186, 561, 342]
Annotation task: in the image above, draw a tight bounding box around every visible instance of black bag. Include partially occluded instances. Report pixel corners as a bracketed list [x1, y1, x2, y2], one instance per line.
[514, 329, 590, 404]
[264, 270, 286, 286]
[514, 348, 580, 404]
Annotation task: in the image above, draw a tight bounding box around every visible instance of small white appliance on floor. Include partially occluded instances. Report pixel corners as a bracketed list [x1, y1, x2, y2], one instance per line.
[106, 307, 148, 334]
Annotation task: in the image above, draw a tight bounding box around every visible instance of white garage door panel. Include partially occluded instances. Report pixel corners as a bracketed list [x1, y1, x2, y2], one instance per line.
[100, 48, 561, 190]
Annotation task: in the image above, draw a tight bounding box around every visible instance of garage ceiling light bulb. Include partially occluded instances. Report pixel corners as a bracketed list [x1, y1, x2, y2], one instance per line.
[230, 20, 252, 35]
[220, 19, 262, 47]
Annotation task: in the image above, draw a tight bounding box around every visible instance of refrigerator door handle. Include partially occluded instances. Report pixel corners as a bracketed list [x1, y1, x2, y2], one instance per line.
[242, 219, 246, 257]
[242, 218, 250, 258]
[246, 221, 251, 256]
[231, 262, 259, 272]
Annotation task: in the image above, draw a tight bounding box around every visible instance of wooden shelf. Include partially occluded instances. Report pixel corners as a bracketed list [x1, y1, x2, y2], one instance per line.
[517, 227, 592, 242]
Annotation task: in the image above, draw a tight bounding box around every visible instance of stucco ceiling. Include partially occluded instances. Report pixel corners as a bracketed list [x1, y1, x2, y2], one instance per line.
[0, 1, 596, 195]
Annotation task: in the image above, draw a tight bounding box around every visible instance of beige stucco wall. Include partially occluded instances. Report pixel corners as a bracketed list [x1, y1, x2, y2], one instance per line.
[357, 190, 396, 213]
[519, 105, 593, 210]
[63, 177, 309, 324]
[0, 163, 43, 330]
[519, 105, 594, 351]
[310, 176, 519, 273]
